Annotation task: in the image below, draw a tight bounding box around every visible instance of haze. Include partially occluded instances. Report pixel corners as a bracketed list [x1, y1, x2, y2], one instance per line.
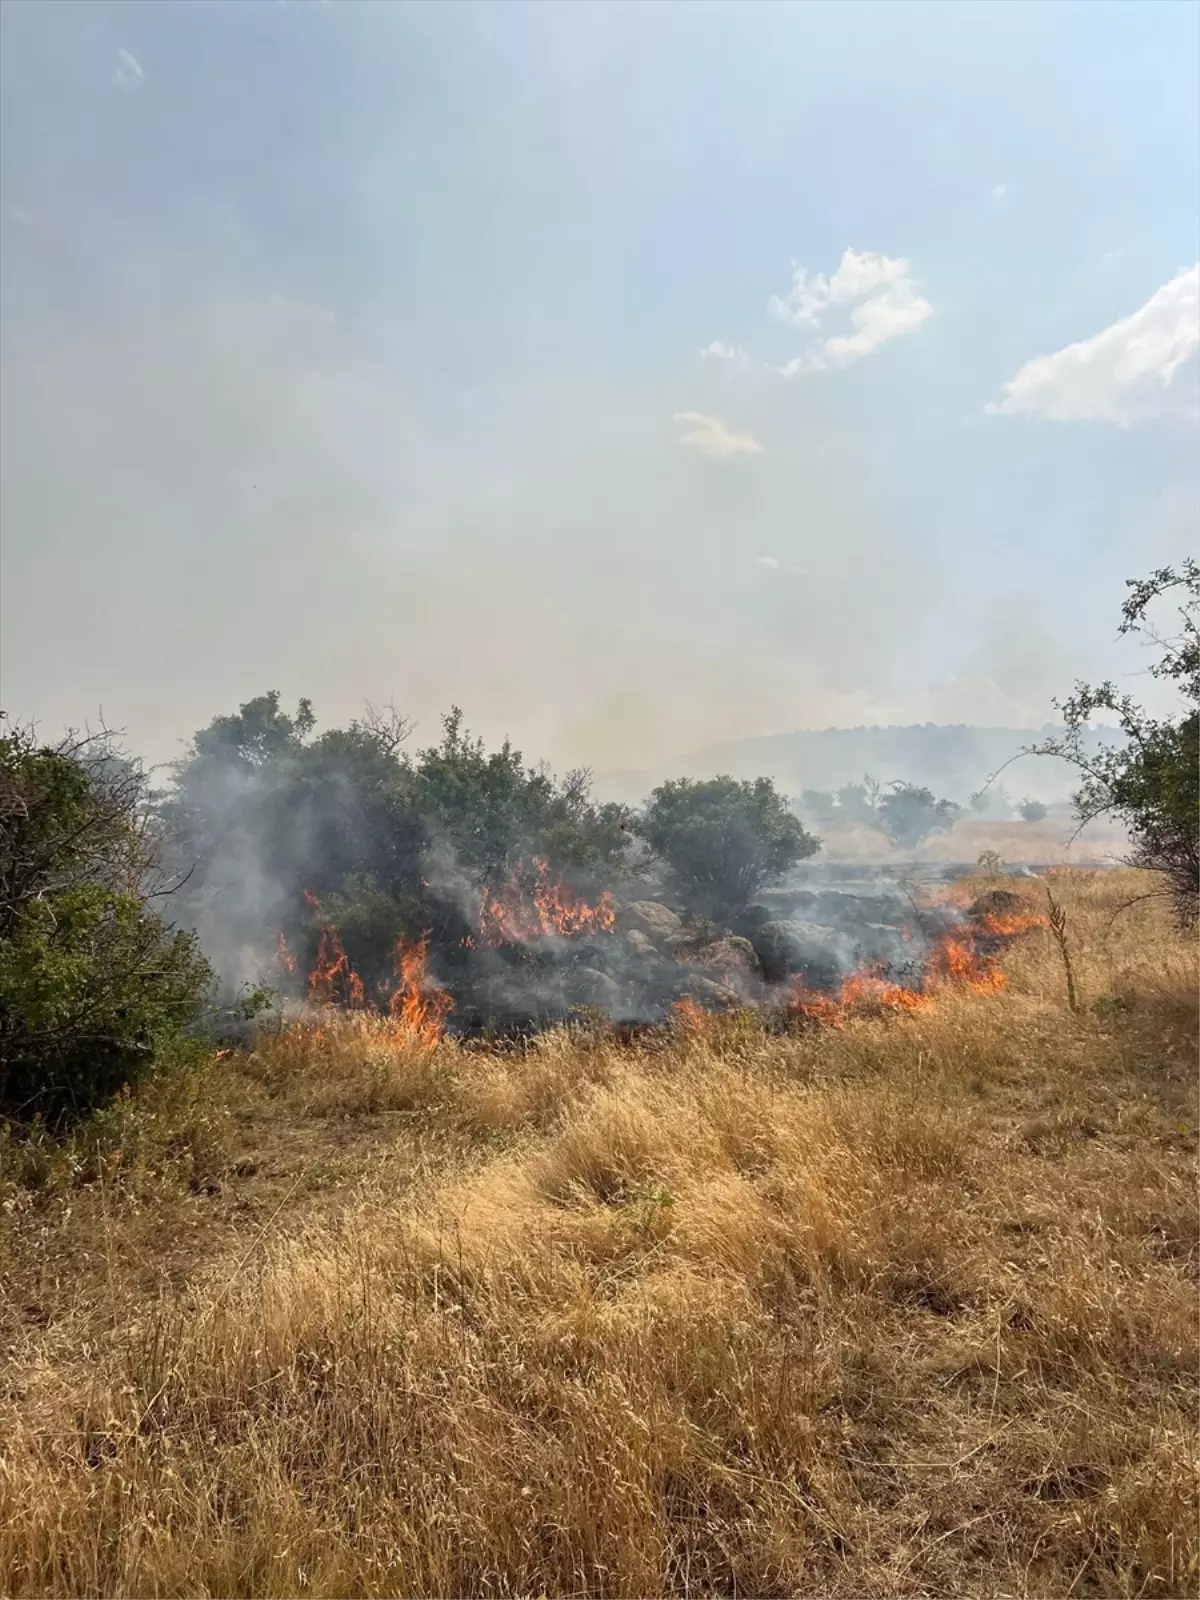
[1, 0, 1197, 773]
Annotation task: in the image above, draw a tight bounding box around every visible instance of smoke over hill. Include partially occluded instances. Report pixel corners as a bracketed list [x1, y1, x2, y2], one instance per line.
[596, 722, 1120, 808]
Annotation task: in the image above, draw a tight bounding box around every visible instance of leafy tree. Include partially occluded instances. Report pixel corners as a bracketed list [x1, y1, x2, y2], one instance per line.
[971, 784, 1013, 818]
[0, 725, 211, 1124]
[834, 772, 882, 826]
[876, 782, 960, 850]
[1033, 561, 1199, 925]
[798, 789, 838, 826]
[1018, 798, 1048, 823]
[635, 775, 819, 921]
[163, 698, 636, 995]
[163, 694, 429, 991]
[414, 709, 632, 890]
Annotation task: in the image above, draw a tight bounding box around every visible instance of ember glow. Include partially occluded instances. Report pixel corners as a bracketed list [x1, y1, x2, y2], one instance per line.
[479, 856, 616, 945]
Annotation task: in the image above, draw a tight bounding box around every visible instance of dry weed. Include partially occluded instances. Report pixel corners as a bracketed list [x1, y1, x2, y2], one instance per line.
[0, 869, 1196, 1598]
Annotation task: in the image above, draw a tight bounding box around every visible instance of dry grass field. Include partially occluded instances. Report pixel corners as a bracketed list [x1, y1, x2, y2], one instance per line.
[1, 869, 1196, 1599]
[813, 815, 1131, 867]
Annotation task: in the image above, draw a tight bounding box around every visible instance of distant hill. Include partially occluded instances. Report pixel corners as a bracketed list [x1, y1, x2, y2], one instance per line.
[595, 723, 1121, 808]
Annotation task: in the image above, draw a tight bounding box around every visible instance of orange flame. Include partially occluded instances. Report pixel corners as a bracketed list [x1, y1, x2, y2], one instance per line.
[276, 932, 297, 975]
[388, 933, 454, 1047]
[299, 885, 452, 1046]
[670, 997, 723, 1035]
[308, 922, 368, 1009]
[788, 907, 1045, 1027]
[479, 857, 616, 945]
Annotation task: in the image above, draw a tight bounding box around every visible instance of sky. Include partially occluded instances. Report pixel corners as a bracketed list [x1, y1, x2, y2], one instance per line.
[1, 0, 1197, 773]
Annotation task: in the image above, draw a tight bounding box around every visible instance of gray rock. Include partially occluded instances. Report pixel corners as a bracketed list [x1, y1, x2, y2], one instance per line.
[672, 971, 740, 1008]
[570, 967, 625, 1012]
[694, 936, 761, 981]
[615, 900, 684, 947]
[736, 903, 778, 934]
[809, 889, 907, 927]
[622, 928, 658, 960]
[750, 919, 846, 988]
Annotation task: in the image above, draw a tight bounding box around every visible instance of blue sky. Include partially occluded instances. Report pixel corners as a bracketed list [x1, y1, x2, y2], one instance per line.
[1, 0, 1196, 769]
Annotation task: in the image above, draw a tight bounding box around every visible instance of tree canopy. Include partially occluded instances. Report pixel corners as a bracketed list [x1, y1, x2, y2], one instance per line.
[635, 775, 818, 922]
[876, 782, 960, 850]
[0, 726, 211, 1123]
[162, 696, 637, 996]
[1034, 561, 1199, 925]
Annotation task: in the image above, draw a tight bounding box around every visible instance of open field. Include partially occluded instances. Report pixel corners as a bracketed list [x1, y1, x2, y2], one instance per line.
[812, 816, 1131, 867]
[1, 869, 1196, 1599]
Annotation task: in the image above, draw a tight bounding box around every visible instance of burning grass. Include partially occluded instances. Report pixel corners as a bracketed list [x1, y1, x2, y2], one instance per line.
[0, 869, 1196, 1599]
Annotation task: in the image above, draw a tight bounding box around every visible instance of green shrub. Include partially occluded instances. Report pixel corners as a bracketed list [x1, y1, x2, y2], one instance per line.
[0, 728, 212, 1125]
[1036, 562, 1199, 926]
[635, 775, 818, 922]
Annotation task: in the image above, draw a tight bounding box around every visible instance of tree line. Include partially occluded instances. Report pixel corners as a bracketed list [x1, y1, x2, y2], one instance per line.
[2, 564, 1195, 1124]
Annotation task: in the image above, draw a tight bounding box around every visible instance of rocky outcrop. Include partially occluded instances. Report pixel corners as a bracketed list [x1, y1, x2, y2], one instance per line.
[693, 936, 761, 982]
[622, 928, 659, 960]
[749, 919, 846, 989]
[615, 901, 684, 947]
[672, 970, 740, 1008]
[571, 968, 625, 1012]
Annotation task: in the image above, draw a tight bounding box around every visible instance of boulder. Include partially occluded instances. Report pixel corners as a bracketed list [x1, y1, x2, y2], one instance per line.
[810, 889, 907, 928]
[734, 903, 776, 936]
[615, 900, 684, 947]
[570, 967, 625, 1013]
[672, 971, 740, 1009]
[622, 928, 659, 960]
[694, 935, 761, 982]
[750, 919, 845, 989]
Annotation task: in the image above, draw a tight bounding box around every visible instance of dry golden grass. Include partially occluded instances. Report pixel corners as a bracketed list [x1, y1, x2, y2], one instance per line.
[817, 814, 1130, 865]
[1, 870, 1196, 1599]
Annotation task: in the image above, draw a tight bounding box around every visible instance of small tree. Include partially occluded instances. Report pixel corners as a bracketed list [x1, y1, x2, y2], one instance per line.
[876, 782, 960, 850]
[798, 789, 837, 826]
[1018, 798, 1048, 823]
[1034, 561, 1199, 925]
[834, 774, 881, 827]
[0, 725, 211, 1124]
[635, 776, 819, 922]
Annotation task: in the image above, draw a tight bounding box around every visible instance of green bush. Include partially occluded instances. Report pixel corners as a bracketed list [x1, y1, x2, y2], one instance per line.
[163, 698, 637, 996]
[876, 781, 960, 849]
[0, 728, 212, 1125]
[1036, 561, 1199, 926]
[635, 775, 819, 922]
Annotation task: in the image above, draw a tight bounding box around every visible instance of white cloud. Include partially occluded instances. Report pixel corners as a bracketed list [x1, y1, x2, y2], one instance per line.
[700, 340, 749, 368]
[991, 184, 1008, 201]
[112, 48, 145, 90]
[768, 248, 932, 374]
[674, 412, 762, 458]
[755, 554, 809, 575]
[988, 264, 1199, 423]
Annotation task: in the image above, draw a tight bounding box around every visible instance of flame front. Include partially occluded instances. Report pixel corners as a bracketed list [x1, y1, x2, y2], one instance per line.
[388, 933, 454, 1047]
[308, 922, 367, 1009]
[479, 857, 616, 945]
[276, 932, 297, 975]
[789, 907, 1045, 1026]
[298, 888, 452, 1046]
